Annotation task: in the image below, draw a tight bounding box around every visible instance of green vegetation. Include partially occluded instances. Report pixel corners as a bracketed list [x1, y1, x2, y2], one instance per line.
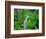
[14, 9, 39, 30]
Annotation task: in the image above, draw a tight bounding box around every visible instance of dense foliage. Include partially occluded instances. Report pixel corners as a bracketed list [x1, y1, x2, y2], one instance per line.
[14, 9, 39, 30]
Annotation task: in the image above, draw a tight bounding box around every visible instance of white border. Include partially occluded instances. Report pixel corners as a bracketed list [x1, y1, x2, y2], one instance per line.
[11, 5, 42, 34]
